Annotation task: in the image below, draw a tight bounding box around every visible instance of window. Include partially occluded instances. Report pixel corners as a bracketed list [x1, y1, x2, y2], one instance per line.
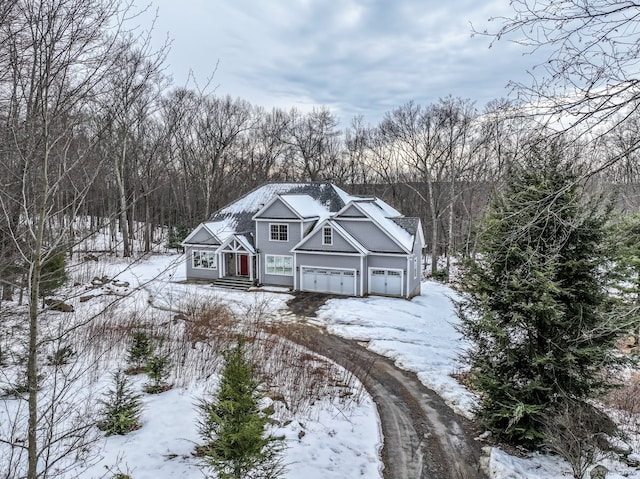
[413, 255, 418, 280]
[193, 250, 217, 269]
[322, 226, 333, 245]
[265, 255, 293, 276]
[269, 223, 288, 242]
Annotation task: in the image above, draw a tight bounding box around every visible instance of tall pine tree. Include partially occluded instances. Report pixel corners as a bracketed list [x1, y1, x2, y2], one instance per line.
[605, 213, 640, 346]
[198, 339, 285, 479]
[457, 146, 625, 448]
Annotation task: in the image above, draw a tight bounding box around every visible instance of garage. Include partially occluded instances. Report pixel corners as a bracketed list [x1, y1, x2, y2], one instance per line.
[301, 268, 356, 295]
[369, 269, 403, 296]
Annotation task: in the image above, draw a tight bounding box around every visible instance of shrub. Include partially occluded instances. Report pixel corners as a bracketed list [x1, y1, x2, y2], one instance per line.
[542, 400, 617, 479]
[47, 344, 75, 365]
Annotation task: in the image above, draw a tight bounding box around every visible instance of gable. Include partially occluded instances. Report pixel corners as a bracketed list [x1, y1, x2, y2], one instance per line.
[293, 219, 367, 255]
[336, 204, 366, 218]
[295, 224, 359, 253]
[183, 224, 220, 245]
[254, 196, 300, 220]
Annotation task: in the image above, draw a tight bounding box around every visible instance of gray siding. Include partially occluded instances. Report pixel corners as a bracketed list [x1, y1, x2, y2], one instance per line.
[255, 221, 302, 254]
[256, 221, 302, 284]
[185, 246, 221, 281]
[260, 255, 295, 288]
[337, 204, 365, 217]
[302, 219, 317, 237]
[295, 252, 363, 296]
[296, 225, 357, 253]
[407, 237, 422, 298]
[337, 220, 404, 253]
[257, 198, 298, 219]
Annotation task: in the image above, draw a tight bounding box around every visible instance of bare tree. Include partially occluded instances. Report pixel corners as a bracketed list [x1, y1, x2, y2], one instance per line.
[287, 106, 342, 181]
[102, 39, 168, 257]
[343, 115, 374, 187]
[376, 101, 449, 275]
[0, 1, 162, 477]
[482, 0, 640, 153]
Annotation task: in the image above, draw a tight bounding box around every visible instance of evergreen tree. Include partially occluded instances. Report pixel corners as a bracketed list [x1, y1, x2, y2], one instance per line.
[605, 213, 640, 346]
[97, 372, 143, 436]
[126, 330, 153, 373]
[457, 147, 625, 448]
[39, 251, 67, 300]
[197, 340, 285, 479]
[144, 354, 172, 394]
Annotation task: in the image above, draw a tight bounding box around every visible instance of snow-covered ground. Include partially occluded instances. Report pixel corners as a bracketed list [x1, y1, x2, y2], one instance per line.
[1, 252, 639, 479]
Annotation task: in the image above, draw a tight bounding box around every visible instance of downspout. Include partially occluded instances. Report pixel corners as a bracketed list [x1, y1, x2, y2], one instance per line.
[360, 255, 364, 296]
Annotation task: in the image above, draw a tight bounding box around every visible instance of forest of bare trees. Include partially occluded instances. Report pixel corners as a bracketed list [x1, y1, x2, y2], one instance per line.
[2, 0, 640, 304]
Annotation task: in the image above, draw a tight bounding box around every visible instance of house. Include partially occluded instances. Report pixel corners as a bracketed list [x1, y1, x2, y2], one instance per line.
[182, 182, 424, 298]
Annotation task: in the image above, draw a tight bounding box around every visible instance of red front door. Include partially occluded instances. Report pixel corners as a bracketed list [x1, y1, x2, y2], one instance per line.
[239, 254, 249, 276]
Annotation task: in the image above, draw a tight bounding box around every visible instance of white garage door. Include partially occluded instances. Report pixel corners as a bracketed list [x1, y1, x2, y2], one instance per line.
[369, 269, 403, 296]
[301, 268, 356, 295]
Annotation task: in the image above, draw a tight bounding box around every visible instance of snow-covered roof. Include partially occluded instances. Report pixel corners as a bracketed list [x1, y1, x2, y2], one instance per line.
[374, 198, 402, 217]
[186, 182, 419, 252]
[279, 194, 331, 220]
[208, 182, 351, 236]
[202, 218, 237, 243]
[352, 200, 415, 252]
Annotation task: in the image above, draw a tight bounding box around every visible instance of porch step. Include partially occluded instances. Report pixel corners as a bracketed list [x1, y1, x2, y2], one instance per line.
[212, 276, 255, 291]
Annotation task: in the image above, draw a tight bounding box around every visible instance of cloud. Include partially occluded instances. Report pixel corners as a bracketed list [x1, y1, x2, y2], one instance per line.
[150, 0, 548, 124]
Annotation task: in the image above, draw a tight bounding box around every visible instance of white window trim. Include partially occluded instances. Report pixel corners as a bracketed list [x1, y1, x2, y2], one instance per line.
[192, 250, 218, 270]
[322, 226, 333, 246]
[265, 254, 294, 276]
[269, 223, 289, 242]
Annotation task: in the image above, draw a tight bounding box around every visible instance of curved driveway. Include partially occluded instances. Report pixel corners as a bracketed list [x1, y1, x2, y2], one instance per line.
[284, 322, 487, 479]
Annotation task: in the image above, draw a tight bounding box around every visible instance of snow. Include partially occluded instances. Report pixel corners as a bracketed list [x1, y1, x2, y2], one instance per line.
[316, 282, 477, 418]
[0, 253, 382, 479]
[279, 194, 331, 219]
[2, 251, 639, 479]
[373, 197, 402, 217]
[202, 218, 238, 243]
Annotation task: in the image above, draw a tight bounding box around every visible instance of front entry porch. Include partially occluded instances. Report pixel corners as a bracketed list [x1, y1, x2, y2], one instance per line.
[223, 252, 255, 279]
[219, 235, 257, 282]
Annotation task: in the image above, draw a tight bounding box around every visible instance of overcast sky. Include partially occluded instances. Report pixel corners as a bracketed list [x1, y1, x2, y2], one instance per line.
[146, 0, 545, 125]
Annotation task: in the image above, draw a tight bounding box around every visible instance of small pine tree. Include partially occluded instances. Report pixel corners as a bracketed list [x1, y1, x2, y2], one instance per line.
[197, 340, 285, 479]
[39, 251, 67, 301]
[98, 372, 143, 436]
[144, 354, 172, 394]
[166, 224, 190, 251]
[126, 330, 153, 373]
[457, 147, 626, 448]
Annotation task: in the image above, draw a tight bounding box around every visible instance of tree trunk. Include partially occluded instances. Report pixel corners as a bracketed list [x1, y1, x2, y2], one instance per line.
[144, 194, 151, 253]
[427, 179, 438, 275]
[446, 180, 455, 278]
[115, 137, 130, 257]
[2, 283, 12, 302]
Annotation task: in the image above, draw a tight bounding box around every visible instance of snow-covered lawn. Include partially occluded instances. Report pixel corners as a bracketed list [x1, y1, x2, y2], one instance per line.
[1, 252, 639, 479]
[0, 253, 382, 479]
